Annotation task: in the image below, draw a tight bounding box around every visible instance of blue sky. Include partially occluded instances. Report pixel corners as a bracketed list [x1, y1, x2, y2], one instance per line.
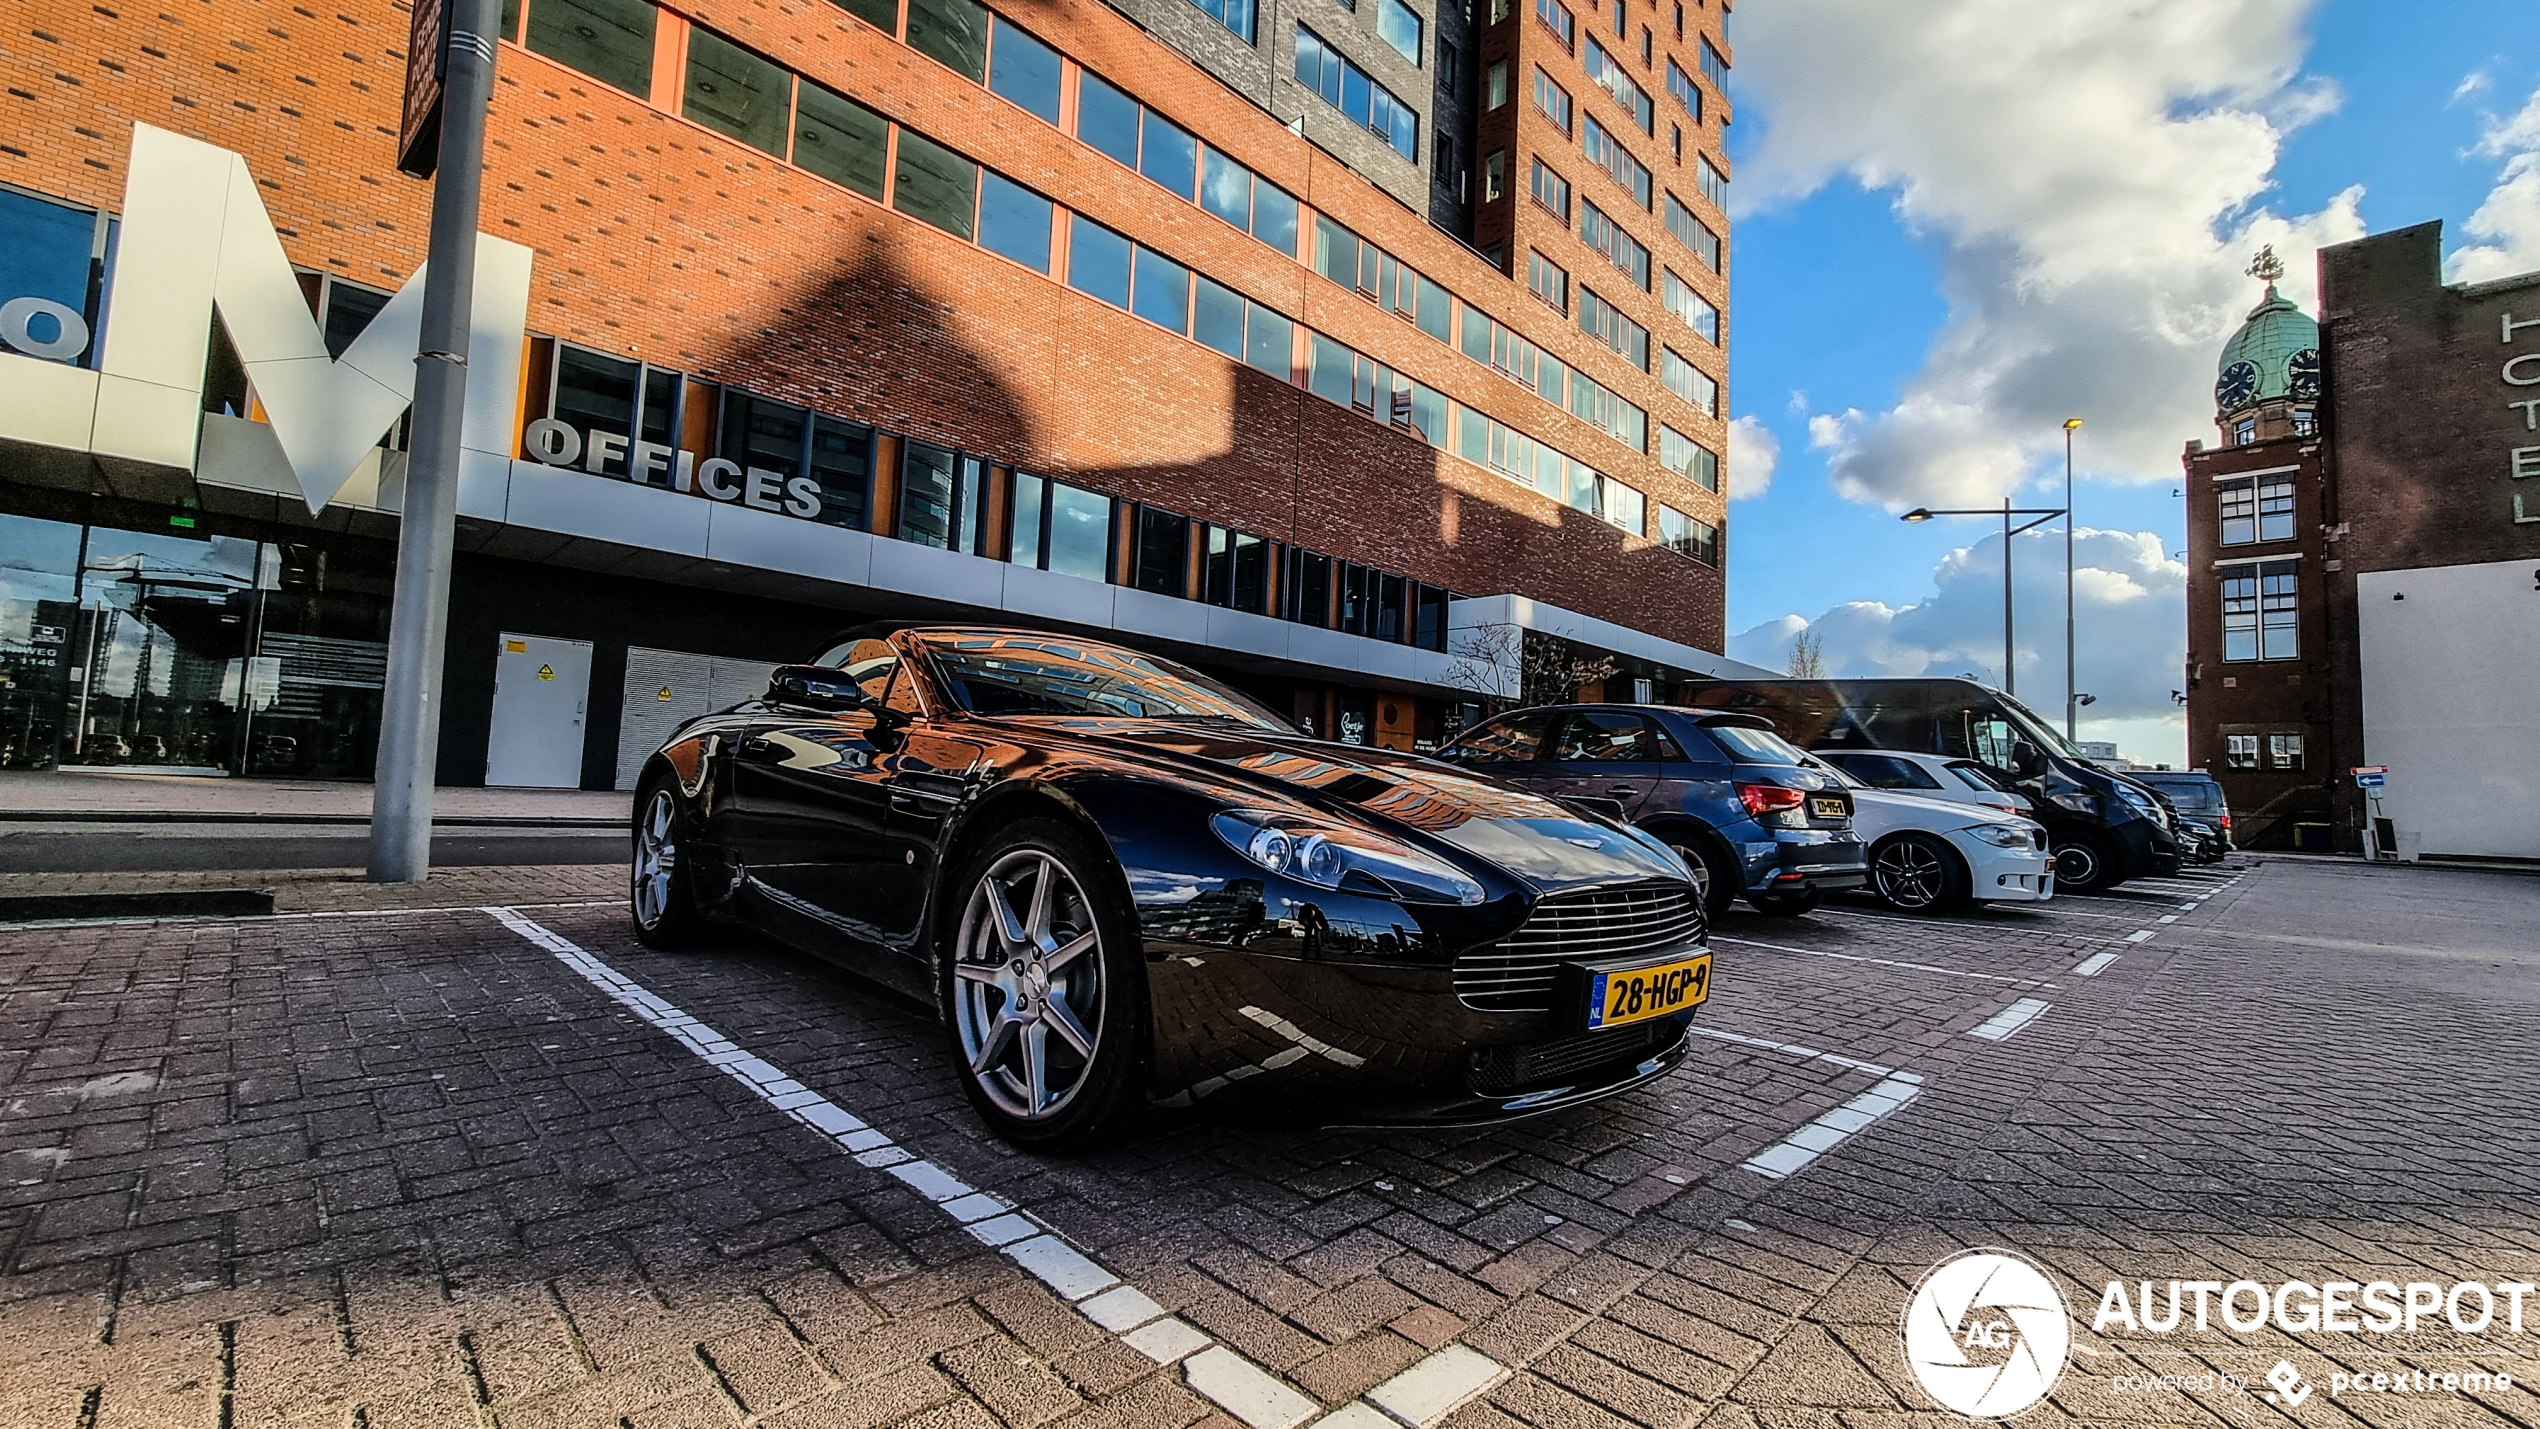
[1716, 0, 2540, 759]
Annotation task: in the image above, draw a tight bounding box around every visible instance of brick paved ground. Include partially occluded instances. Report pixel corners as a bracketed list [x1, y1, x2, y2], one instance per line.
[2, 856, 2536, 1428]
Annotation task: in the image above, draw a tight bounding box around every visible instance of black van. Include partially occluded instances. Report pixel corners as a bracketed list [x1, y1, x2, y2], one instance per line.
[1676, 677, 2180, 893]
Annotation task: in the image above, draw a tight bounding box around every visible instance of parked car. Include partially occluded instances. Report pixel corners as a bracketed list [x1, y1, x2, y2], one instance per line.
[1797, 755, 2054, 911]
[2127, 770, 2233, 857]
[629, 626, 1714, 1148]
[2176, 817, 2228, 864]
[1438, 706, 1868, 918]
[1677, 678, 2181, 894]
[1815, 749, 2035, 817]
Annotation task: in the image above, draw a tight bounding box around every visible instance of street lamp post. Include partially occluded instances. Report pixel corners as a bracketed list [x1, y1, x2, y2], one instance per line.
[2063, 417, 2083, 739]
[1902, 500, 2069, 698]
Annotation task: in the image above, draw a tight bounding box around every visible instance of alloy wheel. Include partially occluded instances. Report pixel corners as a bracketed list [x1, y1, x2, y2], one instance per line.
[633, 789, 677, 929]
[1874, 838, 1944, 910]
[1674, 846, 1711, 904]
[953, 849, 1107, 1122]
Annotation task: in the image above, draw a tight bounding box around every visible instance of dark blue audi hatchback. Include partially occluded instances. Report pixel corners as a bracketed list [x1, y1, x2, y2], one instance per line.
[1440, 707, 1870, 917]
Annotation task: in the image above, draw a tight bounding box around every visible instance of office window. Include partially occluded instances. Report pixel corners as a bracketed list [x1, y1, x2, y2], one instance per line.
[892, 131, 977, 239]
[1583, 117, 1652, 208]
[2225, 733, 2260, 768]
[1670, 124, 1681, 162]
[1287, 551, 1333, 626]
[1246, 305, 1293, 377]
[1252, 179, 1300, 255]
[987, 18, 1062, 122]
[1483, 149, 1506, 200]
[1666, 59, 1699, 121]
[1603, 478, 1645, 534]
[1202, 528, 1271, 612]
[1662, 269, 1718, 341]
[1529, 158, 1571, 219]
[1658, 504, 1718, 563]
[1580, 201, 1651, 287]
[793, 82, 889, 198]
[907, 0, 988, 81]
[1010, 474, 1113, 581]
[1568, 372, 1646, 450]
[718, 391, 807, 479]
[1200, 150, 1301, 253]
[1131, 247, 1191, 334]
[1640, 25, 1651, 65]
[1698, 154, 1729, 210]
[1140, 110, 1199, 199]
[1294, 26, 1420, 160]
[2234, 417, 2257, 445]
[1076, 73, 1142, 169]
[1665, 193, 1720, 268]
[1133, 507, 1189, 595]
[2258, 475, 2296, 541]
[2217, 478, 2255, 545]
[1672, 1, 1682, 37]
[1534, 68, 1573, 133]
[1067, 215, 1134, 307]
[1699, 37, 1727, 85]
[1584, 40, 1653, 134]
[1535, 0, 1573, 49]
[1660, 426, 1718, 490]
[826, 0, 900, 36]
[805, 415, 873, 528]
[2221, 559, 2299, 661]
[525, 0, 655, 96]
[1194, 276, 1246, 359]
[899, 441, 961, 549]
[1379, 0, 1423, 64]
[1578, 287, 1649, 367]
[1440, 44, 1459, 94]
[1487, 59, 1509, 108]
[684, 29, 791, 158]
[1612, 0, 1625, 37]
[1308, 332, 1357, 408]
[1187, 0, 1255, 42]
[1312, 215, 1359, 287]
[1662, 348, 1716, 415]
[976, 172, 1054, 272]
[1528, 251, 1568, 313]
[552, 346, 639, 472]
[2269, 733, 2306, 770]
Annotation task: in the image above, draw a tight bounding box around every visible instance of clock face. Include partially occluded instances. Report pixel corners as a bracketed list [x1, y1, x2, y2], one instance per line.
[2287, 348, 2322, 400]
[2215, 359, 2259, 410]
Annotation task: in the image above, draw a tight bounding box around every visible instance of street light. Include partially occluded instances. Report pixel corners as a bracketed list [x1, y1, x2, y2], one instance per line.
[1901, 498, 2069, 698]
[2063, 417, 2083, 740]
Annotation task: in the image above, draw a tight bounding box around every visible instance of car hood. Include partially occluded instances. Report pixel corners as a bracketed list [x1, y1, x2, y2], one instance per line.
[1004, 718, 1689, 892]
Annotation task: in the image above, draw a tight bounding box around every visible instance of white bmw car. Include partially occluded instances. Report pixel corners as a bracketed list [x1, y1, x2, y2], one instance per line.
[1803, 756, 2055, 912]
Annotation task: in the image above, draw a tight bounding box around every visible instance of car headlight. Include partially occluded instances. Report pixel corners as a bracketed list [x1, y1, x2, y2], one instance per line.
[1962, 822, 2041, 849]
[1209, 809, 1486, 905]
[2111, 784, 2158, 818]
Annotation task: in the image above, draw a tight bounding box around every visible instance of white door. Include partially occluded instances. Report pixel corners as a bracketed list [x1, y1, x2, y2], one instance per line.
[614, 647, 778, 789]
[486, 633, 592, 788]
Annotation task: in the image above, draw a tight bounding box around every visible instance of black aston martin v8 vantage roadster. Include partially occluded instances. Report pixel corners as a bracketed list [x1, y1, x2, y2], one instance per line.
[629, 626, 1713, 1148]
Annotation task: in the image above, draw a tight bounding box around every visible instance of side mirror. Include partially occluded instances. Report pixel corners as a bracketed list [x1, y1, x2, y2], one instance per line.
[766, 665, 872, 712]
[2011, 741, 2045, 778]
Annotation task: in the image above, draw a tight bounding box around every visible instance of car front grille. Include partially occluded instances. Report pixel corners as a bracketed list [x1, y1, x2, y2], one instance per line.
[1467, 1018, 1683, 1096]
[1454, 881, 1703, 1013]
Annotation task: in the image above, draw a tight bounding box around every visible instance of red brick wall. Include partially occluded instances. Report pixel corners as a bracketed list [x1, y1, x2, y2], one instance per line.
[1, 0, 1726, 648]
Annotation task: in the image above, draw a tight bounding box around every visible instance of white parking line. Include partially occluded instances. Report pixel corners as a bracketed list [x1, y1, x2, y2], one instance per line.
[484, 907, 1502, 1429]
[1967, 998, 2052, 1041]
[2071, 952, 2119, 976]
[2123, 929, 2156, 943]
[1691, 1028, 1925, 1180]
[1711, 935, 2042, 985]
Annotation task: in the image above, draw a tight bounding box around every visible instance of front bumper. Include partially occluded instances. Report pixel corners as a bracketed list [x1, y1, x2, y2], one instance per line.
[1958, 840, 2056, 902]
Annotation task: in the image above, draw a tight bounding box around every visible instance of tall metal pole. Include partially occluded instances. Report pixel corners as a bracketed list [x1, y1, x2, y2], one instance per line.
[2001, 498, 2015, 697]
[2063, 419, 2080, 738]
[370, 0, 499, 883]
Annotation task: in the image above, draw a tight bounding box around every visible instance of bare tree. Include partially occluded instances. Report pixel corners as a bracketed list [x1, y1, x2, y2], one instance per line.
[1787, 628, 1826, 679]
[1445, 621, 1620, 716]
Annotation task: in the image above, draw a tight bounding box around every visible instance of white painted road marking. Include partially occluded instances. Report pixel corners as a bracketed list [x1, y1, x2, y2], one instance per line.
[2124, 929, 2157, 943]
[1968, 998, 2052, 1041]
[2071, 952, 2119, 976]
[1692, 1027, 1924, 1181]
[1711, 934, 2041, 985]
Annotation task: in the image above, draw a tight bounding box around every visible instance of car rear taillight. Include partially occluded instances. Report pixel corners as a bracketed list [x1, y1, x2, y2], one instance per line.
[2219, 813, 2232, 830]
[1737, 783, 1807, 820]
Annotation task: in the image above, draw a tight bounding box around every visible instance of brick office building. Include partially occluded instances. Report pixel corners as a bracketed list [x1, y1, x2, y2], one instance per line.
[2183, 230, 2540, 860]
[0, 0, 1752, 788]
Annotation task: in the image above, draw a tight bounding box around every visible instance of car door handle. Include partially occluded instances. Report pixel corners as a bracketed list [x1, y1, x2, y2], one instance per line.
[1605, 784, 1640, 796]
[737, 735, 785, 764]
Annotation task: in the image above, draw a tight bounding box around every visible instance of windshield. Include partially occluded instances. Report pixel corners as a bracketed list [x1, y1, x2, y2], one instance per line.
[1992, 691, 2082, 758]
[915, 631, 1292, 729]
[1705, 723, 1808, 766]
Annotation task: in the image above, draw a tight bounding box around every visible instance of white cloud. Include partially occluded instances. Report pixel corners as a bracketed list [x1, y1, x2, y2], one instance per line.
[1728, 523, 2187, 739]
[2452, 69, 2493, 105]
[1729, 0, 2365, 510]
[2448, 83, 2540, 285]
[1727, 415, 1780, 500]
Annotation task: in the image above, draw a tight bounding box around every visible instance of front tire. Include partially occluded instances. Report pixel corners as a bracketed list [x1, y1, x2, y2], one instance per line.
[2050, 830, 2120, 894]
[1869, 833, 1968, 912]
[943, 820, 1145, 1151]
[630, 780, 709, 948]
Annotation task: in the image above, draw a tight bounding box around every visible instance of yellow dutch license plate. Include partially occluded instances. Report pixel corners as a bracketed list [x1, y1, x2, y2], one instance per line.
[1588, 952, 1712, 1030]
[1809, 795, 1846, 820]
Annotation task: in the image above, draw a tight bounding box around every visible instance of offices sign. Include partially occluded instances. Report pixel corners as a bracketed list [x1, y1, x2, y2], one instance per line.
[0, 122, 531, 514]
[519, 417, 831, 519]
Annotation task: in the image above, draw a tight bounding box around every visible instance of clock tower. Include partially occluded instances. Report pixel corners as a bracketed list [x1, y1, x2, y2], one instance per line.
[2211, 246, 2323, 447]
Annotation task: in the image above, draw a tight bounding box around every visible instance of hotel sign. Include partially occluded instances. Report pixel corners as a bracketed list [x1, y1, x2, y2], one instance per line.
[2501, 310, 2540, 524]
